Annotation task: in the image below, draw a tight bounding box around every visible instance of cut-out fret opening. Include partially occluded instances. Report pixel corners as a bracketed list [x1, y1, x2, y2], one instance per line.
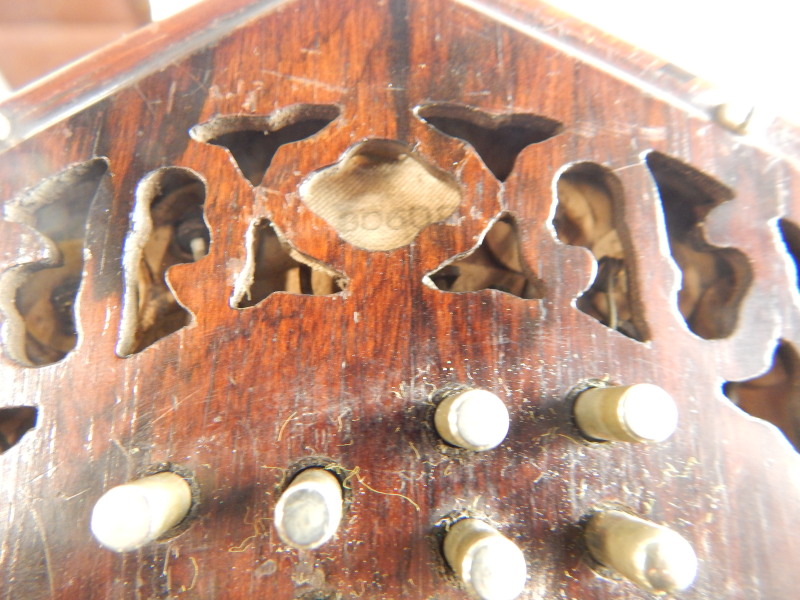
[231, 218, 346, 309]
[191, 104, 340, 186]
[553, 162, 647, 341]
[416, 103, 562, 181]
[0, 159, 108, 366]
[724, 341, 800, 451]
[778, 218, 800, 290]
[425, 213, 544, 299]
[300, 139, 462, 251]
[646, 152, 751, 339]
[117, 168, 209, 356]
[0, 406, 37, 454]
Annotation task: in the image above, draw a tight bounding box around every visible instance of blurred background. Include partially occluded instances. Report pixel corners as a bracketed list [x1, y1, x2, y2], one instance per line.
[0, 0, 798, 124]
[0, 0, 196, 97]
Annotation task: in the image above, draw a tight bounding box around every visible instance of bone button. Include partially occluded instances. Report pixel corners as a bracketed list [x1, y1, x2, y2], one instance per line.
[573, 383, 678, 443]
[443, 518, 527, 600]
[585, 509, 698, 594]
[434, 388, 510, 451]
[274, 468, 343, 550]
[90, 471, 192, 552]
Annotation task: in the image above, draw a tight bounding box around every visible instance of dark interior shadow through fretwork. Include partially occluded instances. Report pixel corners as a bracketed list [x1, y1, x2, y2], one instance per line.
[724, 340, 800, 451]
[646, 151, 752, 339]
[415, 103, 563, 181]
[778, 218, 800, 290]
[0, 158, 109, 366]
[424, 213, 545, 299]
[190, 104, 340, 186]
[117, 167, 210, 356]
[553, 162, 648, 341]
[0, 406, 37, 454]
[231, 218, 347, 309]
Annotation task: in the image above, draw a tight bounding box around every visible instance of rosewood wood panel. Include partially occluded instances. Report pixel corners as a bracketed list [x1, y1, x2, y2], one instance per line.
[1, 1, 800, 599]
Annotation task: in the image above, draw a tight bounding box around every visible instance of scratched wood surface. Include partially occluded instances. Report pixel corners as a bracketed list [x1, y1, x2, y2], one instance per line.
[1, 1, 800, 599]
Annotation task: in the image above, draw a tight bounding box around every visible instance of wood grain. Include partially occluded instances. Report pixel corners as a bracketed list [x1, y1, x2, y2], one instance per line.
[1, 0, 800, 598]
